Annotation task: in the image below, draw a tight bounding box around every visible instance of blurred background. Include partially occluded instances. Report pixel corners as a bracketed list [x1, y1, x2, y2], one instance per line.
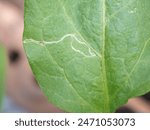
[0, 0, 150, 113]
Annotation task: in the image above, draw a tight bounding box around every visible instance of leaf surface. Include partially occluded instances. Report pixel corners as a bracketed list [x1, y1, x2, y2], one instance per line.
[24, 0, 150, 112]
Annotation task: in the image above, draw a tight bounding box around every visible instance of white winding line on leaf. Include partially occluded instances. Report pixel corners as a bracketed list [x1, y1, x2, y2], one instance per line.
[70, 42, 96, 58]
[24, 34, 98, 58]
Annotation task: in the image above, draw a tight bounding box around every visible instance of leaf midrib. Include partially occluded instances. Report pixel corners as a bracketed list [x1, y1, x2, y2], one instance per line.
[101, 0, 110, 112]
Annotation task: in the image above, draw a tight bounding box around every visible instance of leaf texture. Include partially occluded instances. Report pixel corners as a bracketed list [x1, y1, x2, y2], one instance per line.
[24, 0, 150, 112]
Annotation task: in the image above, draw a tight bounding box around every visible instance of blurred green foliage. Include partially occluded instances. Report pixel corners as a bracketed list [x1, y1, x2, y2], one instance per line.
[0, 44, 6, 111]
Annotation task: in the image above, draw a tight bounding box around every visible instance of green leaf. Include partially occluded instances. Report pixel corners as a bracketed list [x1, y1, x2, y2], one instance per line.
[0, 44, 6, 110]
[23, 0, 150, 112]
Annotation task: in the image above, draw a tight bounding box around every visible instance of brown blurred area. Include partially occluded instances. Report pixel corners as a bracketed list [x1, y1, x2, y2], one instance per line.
[0, 0, 149, 113]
